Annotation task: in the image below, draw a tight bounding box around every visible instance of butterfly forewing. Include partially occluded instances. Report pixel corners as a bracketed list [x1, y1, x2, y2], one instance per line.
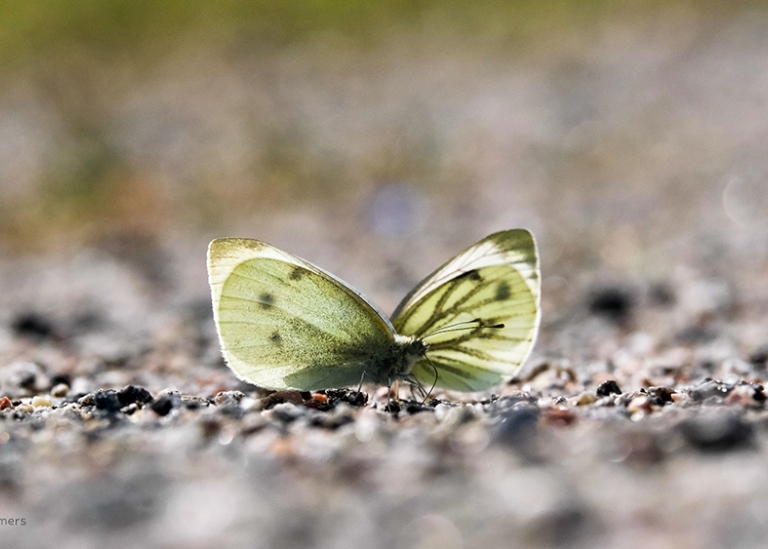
[391, 230, 540, 391]
[208, 238, 396, 390]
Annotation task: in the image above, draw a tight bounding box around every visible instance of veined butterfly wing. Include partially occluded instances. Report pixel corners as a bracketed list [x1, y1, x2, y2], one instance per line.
[391, 229, 540, 391]
[208, 238, 398, 391]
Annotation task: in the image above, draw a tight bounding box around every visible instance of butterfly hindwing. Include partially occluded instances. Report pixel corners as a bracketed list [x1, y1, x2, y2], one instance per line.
[392, 230, 540, 391]
[208, 238, 397, 390]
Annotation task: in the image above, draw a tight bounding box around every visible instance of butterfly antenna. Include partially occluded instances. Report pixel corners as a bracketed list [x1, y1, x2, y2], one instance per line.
[425, 355, 438, 401]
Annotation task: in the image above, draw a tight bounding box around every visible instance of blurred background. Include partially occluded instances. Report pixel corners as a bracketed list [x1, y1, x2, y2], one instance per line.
[1, 0, 768, 352]
[4, 4, 768, 548]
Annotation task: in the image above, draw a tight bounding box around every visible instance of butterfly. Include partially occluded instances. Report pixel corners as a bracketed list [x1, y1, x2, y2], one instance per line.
[207, 229, 540, 393]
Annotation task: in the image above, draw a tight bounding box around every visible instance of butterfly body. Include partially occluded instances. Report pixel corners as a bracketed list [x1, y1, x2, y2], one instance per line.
[208, 230, 540, 393]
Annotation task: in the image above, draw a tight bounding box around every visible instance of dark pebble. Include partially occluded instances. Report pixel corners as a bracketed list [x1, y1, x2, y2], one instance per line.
[596, 380, 622, 397]
[150, 394, 179, 416]
[748, 346, 768, 367]
[405, 402, 434, 414]
[587, 286, 634, 322]
[308, 412, 355, 430]
[270, 403, 305, 424]
[647, 386, 675, 405]
[48, 373, 72, 389]
[10, 312, 56, 341]
[93, 390, 123, 413]
[494, 405, 540, 446]
[117, 385, 154, 407]
[679, 413, 754, 452]
[490, 392, 538, 417]
[527, 504, 595, 547]
[383, 401, 401, 414]
[17, 371, 37, 391]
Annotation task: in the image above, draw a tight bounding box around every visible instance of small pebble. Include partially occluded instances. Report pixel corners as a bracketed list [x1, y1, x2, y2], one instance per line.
[748, 346, 768, 367]
[383, 401, 401, 414]
[51, 383, 70, 398]
[679, 413, 754, 452]
[181, 395, 210, 409]
[541, 406, 578, 427]
[93, 390, 123, 413]
[121, 403, 139, 415]
[587, 286, 635, 322]
[596, 380, 622, 397]
[724, 384, 766, 408]
[647, 386, 676, 405]
[16, 403, 34, 413]
[48, 373, 72, 388]
[323, 389, 368, 407]
[117, 385, 153, 407]
[269, 402, 305, 424]
[11, 312, 56, 341]
[17, 370, 37, 391]
[571, 392, 598, 406]
[213, 391, 244, 406]
[31, 396, 52, 408]
[627, 396, 652, 416]
[405, 402, 434, 414]
[687, 378, 733, 401]
[494, 405, 540, 445]
[0, 397, 14, 410]
[151, 394, 179, 416]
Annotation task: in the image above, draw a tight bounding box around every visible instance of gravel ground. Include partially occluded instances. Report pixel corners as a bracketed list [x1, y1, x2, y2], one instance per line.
[1, 226, 768, 549]
[3, 4, 768, 549]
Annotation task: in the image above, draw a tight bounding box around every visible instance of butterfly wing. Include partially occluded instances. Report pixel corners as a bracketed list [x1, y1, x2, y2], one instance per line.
[392, 229, 540, 391]
[208, 238, 397, 391]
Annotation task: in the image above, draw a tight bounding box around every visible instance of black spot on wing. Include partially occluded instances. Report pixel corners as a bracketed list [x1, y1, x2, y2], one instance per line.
[259, 293, 275, 309]
[289, 267, 304, 281]
[456, 270, 482, 282]
[270, 331, 282, 346]
[495, 281, 511, 301]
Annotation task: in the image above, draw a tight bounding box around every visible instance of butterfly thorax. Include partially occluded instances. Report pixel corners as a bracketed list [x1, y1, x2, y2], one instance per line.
[380, 334, 427, 383]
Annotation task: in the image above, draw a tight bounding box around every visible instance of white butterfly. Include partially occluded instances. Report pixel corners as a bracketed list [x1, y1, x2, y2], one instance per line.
[207, 230, 540, 392]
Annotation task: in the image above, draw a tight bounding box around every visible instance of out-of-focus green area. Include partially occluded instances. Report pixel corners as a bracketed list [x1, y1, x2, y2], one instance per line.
[1, 0, 767, 263]
[1, 0, 606, 66]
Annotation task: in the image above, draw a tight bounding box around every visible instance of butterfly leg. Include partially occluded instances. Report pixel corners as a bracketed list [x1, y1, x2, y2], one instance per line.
[403, 373, 431, 404]
[356, 371, 365, 393]
[383, 377, 402, 413]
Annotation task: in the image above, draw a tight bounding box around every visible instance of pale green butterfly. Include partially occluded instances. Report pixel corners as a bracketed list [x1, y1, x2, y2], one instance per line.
[207, 229, 540, 392]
